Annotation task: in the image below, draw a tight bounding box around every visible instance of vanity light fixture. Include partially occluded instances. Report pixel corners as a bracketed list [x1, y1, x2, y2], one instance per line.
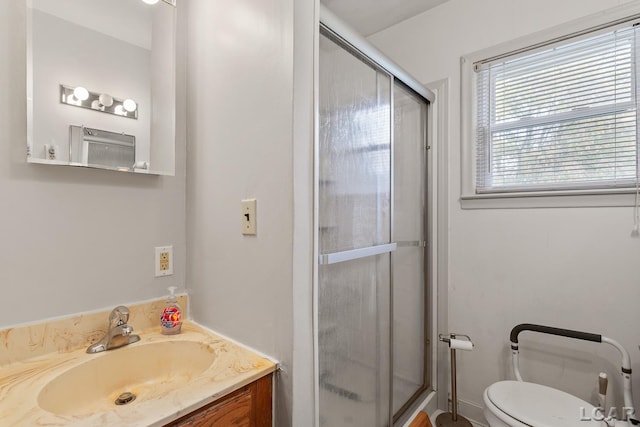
[60, 84, 138, 119]
[142, 0, 160, 4]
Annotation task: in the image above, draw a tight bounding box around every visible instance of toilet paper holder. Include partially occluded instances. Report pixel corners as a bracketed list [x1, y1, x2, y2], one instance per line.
[436, 333, 474, 427]
[439, 333, 474, 350]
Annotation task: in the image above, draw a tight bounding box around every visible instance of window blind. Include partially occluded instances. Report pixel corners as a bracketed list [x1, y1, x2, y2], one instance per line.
[475, 25, 640, 193]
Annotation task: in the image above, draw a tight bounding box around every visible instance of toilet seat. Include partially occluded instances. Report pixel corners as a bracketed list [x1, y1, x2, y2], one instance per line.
[484, 381, 606, 427]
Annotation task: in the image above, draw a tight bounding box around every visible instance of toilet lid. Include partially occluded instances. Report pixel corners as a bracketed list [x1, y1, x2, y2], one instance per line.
[486, 381, 605, 427]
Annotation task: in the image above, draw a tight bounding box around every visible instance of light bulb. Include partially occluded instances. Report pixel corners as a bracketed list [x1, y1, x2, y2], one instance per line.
[123, 99, 137, 113]
[98, 93, 113, 107]
[114, 105, 126, 115]
[73, 86, 89, 101]
[142, 0, 159, 4]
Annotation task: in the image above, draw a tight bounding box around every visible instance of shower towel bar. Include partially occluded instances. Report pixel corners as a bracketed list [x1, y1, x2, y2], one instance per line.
[318, 243, 397, 265]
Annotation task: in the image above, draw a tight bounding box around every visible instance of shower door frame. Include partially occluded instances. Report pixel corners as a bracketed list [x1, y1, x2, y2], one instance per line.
[391, 79, 431, 425]
[314, 7, 436, 426]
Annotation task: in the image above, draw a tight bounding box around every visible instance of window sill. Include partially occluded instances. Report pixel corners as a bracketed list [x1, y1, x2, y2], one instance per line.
[460, 188, 638, 209]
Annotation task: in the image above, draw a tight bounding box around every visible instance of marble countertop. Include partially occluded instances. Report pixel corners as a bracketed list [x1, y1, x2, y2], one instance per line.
[0, 321, 276, 426]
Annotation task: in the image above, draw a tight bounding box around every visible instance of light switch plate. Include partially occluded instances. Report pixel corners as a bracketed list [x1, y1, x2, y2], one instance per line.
[241, 199, 257, 235]
[155, 246, 173, 277]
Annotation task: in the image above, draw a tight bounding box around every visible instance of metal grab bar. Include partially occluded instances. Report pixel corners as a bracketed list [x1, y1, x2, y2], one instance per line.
[509, 323, 636, 423]
[510, 323, 602, 346]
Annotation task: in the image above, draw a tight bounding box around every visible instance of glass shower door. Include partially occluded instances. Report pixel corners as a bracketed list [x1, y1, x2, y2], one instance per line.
[392, 83, 428, 419]
[318, 29, 393, 427]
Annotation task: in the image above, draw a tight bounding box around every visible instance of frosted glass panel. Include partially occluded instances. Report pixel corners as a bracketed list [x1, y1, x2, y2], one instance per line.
[318, 30, 392, 427]
[392, 83, 427, 415]
[392, 247, 424, 414]
[318, 255, 391, 427]
[318, 32, 391, 255]
[393, 84, 425, 243]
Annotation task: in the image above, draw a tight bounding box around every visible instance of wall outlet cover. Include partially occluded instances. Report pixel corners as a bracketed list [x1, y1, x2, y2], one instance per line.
[44, 144, 58, 160]
[155, 246, 173, 277]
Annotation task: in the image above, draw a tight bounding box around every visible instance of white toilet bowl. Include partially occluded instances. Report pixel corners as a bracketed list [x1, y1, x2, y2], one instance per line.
[483, 381, 606, 427]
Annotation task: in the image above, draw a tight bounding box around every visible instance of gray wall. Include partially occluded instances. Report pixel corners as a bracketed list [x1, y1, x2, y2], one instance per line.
[0, 0, 186, 326]
[1, 1, 315, 424]
[184, 0, 301, 425]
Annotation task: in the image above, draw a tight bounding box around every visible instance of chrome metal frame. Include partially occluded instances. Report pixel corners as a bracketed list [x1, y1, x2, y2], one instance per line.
[392, 81, 431, 425]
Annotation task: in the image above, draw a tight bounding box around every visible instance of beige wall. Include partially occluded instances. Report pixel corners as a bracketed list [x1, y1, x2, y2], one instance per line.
[0, 0, 187, 327]
[369, 0, 640, 422]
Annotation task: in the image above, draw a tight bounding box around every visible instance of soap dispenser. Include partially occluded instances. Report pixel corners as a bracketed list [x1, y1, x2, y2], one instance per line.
[160, 286, 182, 335]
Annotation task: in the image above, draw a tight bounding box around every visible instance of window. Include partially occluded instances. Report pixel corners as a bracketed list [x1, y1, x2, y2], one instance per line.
[474, 23, 639, 195]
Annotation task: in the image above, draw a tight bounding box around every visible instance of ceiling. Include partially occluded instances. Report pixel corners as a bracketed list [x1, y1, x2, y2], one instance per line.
[321, 0, 449, 36]
[32, 0, 153, 49]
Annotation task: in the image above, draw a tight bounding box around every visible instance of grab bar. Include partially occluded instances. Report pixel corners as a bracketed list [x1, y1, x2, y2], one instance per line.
[509, 323, 635, 423]
[510, 323, 602, 347]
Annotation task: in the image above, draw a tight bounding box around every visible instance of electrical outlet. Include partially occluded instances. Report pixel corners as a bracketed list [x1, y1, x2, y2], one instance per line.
[155, 246, 173, 277]
[44, 144, 58, 160]
[241, 199, 257, 235]
[160, 252, 170, 271]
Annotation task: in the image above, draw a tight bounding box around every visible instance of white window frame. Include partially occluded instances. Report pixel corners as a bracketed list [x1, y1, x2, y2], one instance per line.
[461, 2, 640, 209]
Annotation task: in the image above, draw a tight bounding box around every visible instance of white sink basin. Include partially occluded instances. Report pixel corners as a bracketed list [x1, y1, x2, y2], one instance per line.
[37, 340, 216, 416]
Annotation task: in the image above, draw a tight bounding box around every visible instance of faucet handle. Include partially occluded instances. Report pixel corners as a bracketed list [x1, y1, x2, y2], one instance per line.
[109, 306, 130, 326]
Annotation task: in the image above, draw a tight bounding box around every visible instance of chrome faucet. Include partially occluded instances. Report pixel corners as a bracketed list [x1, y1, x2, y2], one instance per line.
[86, 306, 140, 354]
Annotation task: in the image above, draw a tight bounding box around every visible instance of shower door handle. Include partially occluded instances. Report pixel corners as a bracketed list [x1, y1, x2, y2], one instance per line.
[318, 243, 397, 265]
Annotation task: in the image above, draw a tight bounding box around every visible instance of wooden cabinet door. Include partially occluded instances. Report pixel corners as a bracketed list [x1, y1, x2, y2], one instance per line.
[175, 389, 252, 427]
[168, 374, 272, 427]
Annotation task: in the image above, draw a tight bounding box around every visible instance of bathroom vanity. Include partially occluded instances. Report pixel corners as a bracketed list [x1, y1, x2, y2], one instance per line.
[0, 298, 276, 426]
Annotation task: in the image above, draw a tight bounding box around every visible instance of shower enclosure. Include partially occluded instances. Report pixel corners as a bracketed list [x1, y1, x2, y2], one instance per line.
[316, 16, 432, 427]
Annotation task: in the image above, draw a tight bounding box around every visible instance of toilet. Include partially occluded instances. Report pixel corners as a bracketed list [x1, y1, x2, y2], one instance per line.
[483, 380, 606, 427]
